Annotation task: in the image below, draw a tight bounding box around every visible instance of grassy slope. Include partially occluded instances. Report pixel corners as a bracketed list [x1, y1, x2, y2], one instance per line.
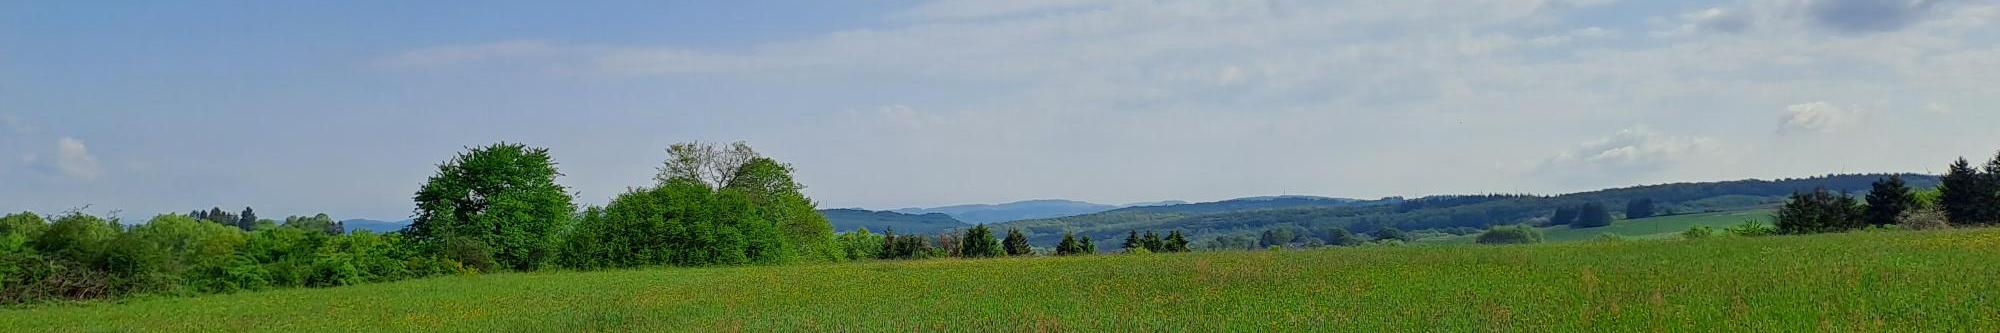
[1543, 209, 1777, 242]
[1430, 209, 1777, 244]
[6, 229, 2000, 332]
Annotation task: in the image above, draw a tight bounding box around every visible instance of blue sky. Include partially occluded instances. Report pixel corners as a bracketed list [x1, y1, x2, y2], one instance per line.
[3, 0, 1997, 221]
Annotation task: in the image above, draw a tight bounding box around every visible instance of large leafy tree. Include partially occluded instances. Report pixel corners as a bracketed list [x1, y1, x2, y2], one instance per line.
[1624, 198, 1656, 219]
[725, 157, 838, 263]
[1864, 175, 1915, 227]
[1574, 203, 1614, 228]
[1548, 206, 1578, 225]
[409, 143, 575, 271]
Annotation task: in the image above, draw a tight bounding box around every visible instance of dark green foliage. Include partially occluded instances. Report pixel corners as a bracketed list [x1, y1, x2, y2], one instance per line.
[1258, 227, 1297, 248]
[834, 228, 883, 261]
[817, 209, 965, 234]
[1625, 198, 1656, 219]
[1474, 225, 1543, 245]
[1141, 231, 1164, 252]
[959, 225, 1002, 258]
[282, 214, 345, 235]
[1079, 235, 1095, 254]
[236, 207, 258, 232]
[1774, 189, 1864, 234]
[724, 157, 838, 263]
[1324, 228, 1361, 247]
[997, 174, 1935, 247]
[5, 211, 457, 305]
[1940, 157, 2000, 226]
[1002, 228, 1031, 256]
[1054, 232, 1082, 256]
[875, 228, 938, 260]
[1548, 206, 1578, 225]
[1864, 175, 1915, 227]
[34, 213, 118, 264]
[1164, 231, 1191, 252]
[559, 181, 788, 269]
[1573, 203, 1614, 228]
[1122, 231, 1141, 252]
[410, 143, 575, 271]
[1374, 227, 1411, 243]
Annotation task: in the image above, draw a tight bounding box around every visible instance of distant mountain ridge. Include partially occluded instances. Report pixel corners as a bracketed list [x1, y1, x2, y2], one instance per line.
[340, 219, 410, 233]
[994, 173, 1939, 248]
[891, 199, 1127, 224]
[817, 209, 967, 234]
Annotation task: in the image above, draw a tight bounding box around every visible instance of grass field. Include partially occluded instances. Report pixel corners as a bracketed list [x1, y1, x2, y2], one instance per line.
[5, 228, 2000, 332]
[1541, 209, 1777, 242]
[1429, 209, 1777, 244]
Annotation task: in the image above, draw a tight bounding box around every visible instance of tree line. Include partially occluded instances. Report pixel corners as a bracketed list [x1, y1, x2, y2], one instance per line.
[1769, 151, 2000, 234]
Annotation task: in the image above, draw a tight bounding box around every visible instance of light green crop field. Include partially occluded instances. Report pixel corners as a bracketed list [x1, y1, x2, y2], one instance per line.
[1428, 209, 1777, 244]
[5, 228, 1999, 332]
[1541, 209, 1777, 242]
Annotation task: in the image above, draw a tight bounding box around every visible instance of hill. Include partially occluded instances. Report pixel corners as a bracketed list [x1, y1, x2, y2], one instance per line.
[10, 228, 1996, 331]
[997, 173, 1936, 248]
[338, 219, 410, 233]
[891, 199, 1124, 224]
[817, 209, 967, 234]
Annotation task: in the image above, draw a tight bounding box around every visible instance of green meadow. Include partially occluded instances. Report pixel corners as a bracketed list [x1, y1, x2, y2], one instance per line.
[6, 227, 1998, 332]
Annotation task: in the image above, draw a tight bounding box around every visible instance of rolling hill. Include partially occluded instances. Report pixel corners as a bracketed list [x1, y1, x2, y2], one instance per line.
[817, 209, 967, 234]
[890, 199, 1125, 224]
[994, 173, 1936, 248]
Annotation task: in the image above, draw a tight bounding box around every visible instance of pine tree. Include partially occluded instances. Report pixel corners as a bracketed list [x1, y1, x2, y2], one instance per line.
[959, 224, 1001, 258]
[1080, 235, 1096, 254]
[1864, 175, 1914, 227]
[1055, 232, 1081, 256]
[1122, 231, 1141, 251]
[1775, 188, 1864, 234]
[237, 207, 258, 231]
[878, 228, 897, 259]
[1141, 231, 1164, 252]
[1165, 230, 1190, 252]
[1002, 228, 1031, 256]
[1940, 157, 1998, 226]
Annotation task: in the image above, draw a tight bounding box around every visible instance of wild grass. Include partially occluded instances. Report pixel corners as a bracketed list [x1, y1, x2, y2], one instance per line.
[4, 227, 1998, 332]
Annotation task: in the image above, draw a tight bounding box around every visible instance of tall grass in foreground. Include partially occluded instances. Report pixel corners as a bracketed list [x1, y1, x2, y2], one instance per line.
[4, 229, 1998, 332]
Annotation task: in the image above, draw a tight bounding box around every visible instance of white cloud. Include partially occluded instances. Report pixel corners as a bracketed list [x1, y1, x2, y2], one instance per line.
[55, 137, 101, 181]
[1537, 127, 1718, 182]
[372, 0, 2000, 206]
[1780, 102, 1859, 133]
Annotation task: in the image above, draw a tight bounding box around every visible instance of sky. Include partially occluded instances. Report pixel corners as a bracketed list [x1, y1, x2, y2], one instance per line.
[2, 0, 1996, 221]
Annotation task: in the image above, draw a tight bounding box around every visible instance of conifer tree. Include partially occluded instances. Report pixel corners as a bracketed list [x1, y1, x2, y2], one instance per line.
[1864, 175, 1914, 227]
[1002, 228, 1031, 256]
[1122, 231, 1141, 251]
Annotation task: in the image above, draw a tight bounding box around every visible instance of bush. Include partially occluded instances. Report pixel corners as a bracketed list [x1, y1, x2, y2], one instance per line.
[1475, 225, 1543, 245]
[1726, 220, 1777, 237]
[1682, 226, 1716, 240]
[1898, 206, 1951, 231]
[306, 253, 362, 288]
[443, 238, 497, 273]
